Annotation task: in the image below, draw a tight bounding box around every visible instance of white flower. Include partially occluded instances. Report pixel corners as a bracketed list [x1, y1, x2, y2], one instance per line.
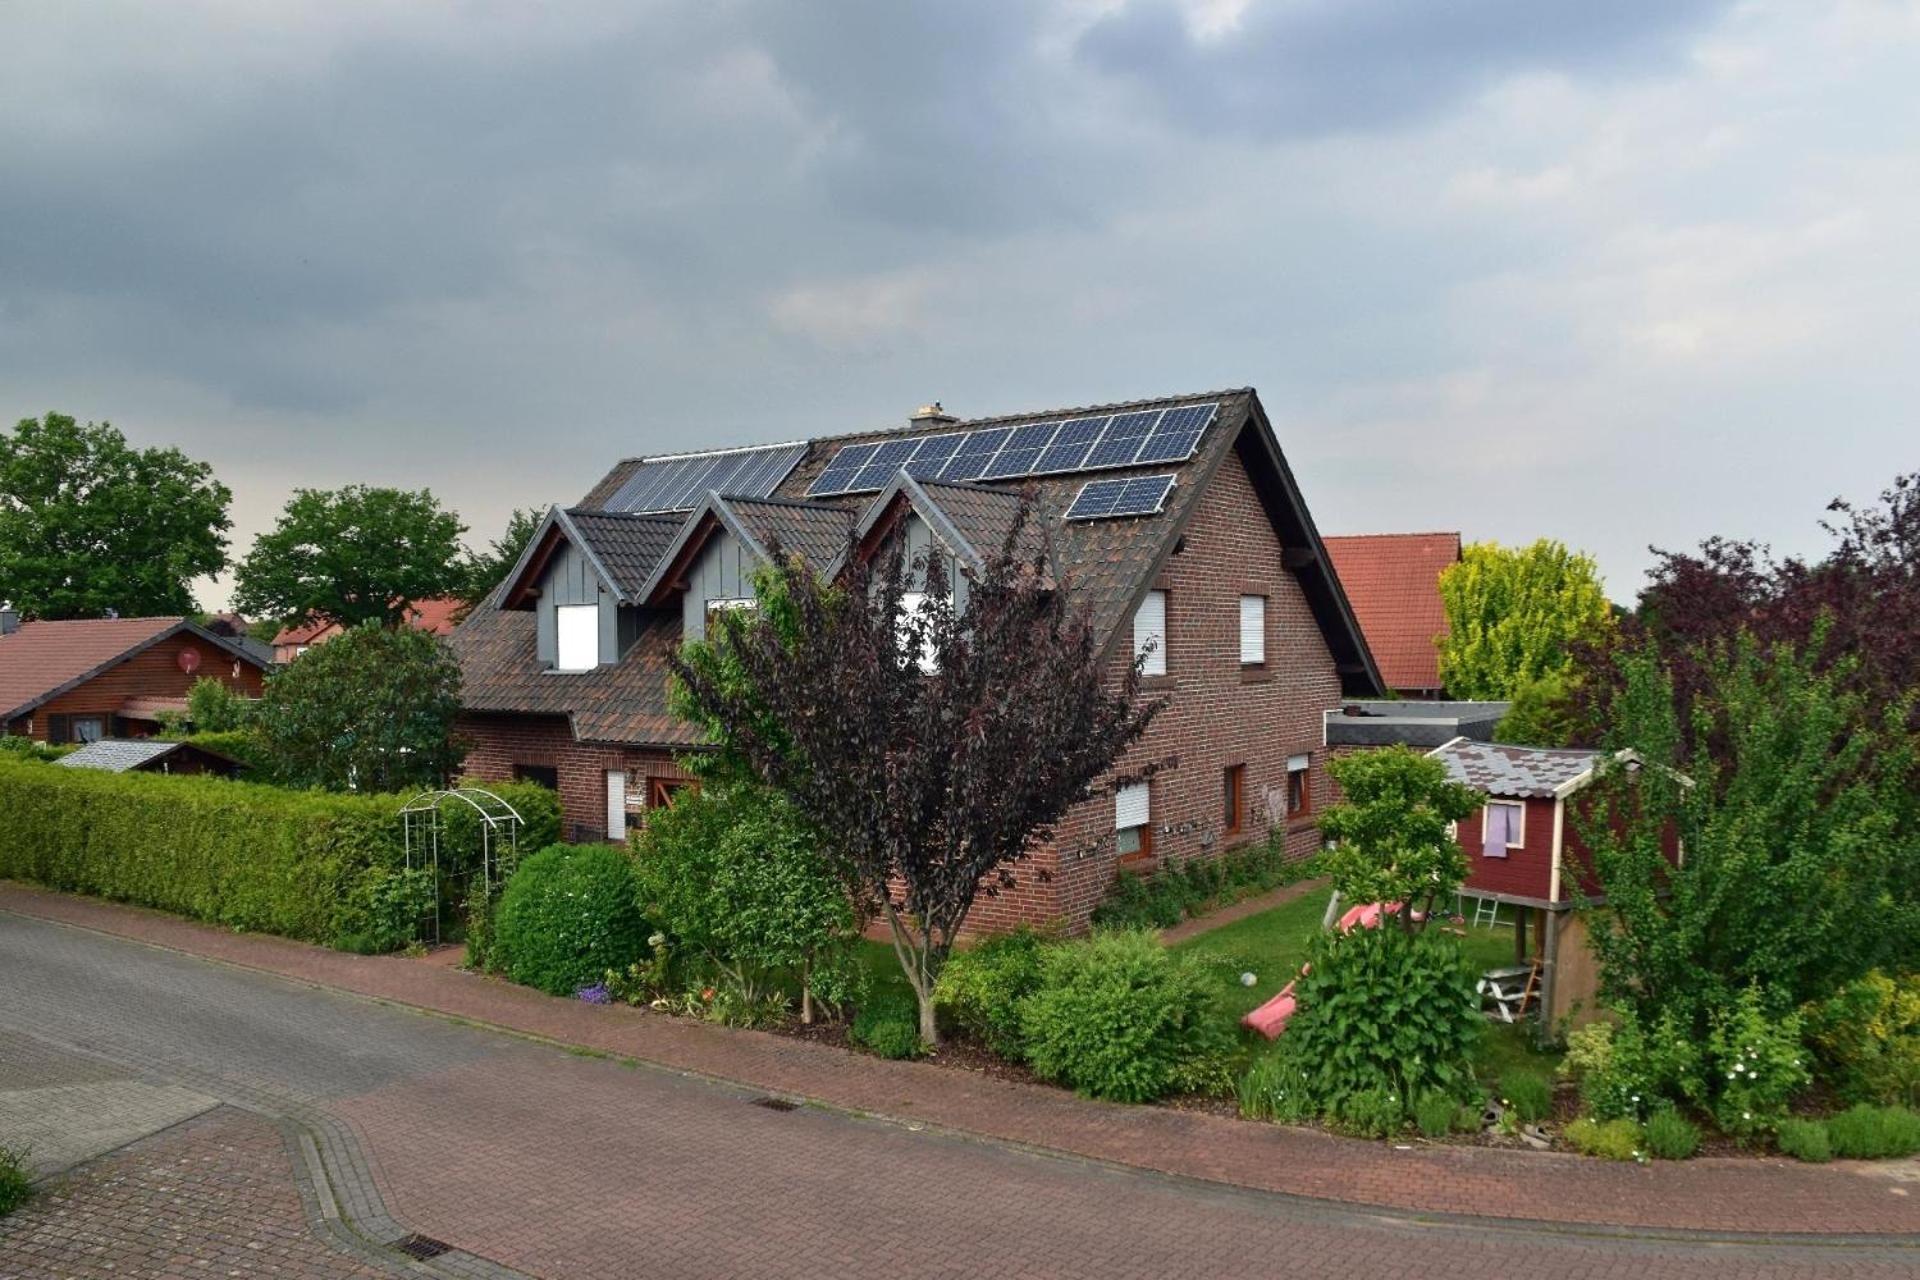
[1743, 1112, 1752, 1121]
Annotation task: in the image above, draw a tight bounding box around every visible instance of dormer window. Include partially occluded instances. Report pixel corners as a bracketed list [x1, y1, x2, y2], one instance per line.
[556, 604, 600, 672]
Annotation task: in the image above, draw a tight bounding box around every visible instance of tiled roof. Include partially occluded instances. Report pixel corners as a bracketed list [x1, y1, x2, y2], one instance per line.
[454, 387, 1382, 748]
[0, 617, 187, 721]
[1429, 738, 1601, 798]
[1322, 532, 1460, 693]
[563, 510, 685, 598]
[55, 738, 187, 772]
[449, 602, 702, 747]
[274, 597, 468, 646]
[722, 497, 853, 570]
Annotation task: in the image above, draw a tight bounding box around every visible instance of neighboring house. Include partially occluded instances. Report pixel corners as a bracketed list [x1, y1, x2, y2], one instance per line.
[453, 388, 1383, 934]
[1428, 736, 1681, 1026]
[272, 598, 464, 664]
[1321, 532, 1461, 698]
[201, 611, 277, 668]
[55, 738, 244, 777]
[0, 617, 271, 744]
[1324, 699, 1509, 751]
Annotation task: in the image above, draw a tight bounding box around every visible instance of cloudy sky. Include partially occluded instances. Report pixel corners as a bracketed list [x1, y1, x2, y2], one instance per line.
[4, 0, 1916, 608]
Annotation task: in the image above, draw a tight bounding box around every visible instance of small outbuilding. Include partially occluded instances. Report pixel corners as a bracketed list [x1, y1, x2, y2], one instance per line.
[55, 738, 245, 778]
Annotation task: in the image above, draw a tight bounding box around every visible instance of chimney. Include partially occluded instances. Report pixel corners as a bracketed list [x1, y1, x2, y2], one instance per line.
[0, 605, 18, 636]
[910, 402, 958, 428]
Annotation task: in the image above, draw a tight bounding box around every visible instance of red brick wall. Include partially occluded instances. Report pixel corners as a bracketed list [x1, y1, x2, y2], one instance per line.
[976, 444, 1344, 935]
[11, 634, 266, 742]
[458, 712, 698, 844]
[1458, 795, 1558, 902]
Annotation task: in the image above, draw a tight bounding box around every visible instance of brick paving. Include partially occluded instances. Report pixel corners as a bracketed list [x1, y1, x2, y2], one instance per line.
[0, 1107, 401, 1280]
[6, 882, 1912, 1239]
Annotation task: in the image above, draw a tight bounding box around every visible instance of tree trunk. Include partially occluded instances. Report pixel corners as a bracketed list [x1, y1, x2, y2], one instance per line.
[917, 989, 939, 1047]
[801, 960, 814, 1025]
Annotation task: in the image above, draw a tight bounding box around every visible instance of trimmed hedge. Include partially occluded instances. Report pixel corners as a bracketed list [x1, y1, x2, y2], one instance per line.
[0, 758, 560, 951]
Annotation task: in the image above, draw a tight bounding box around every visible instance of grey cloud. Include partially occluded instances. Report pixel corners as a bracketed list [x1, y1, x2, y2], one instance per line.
[1075, 0, 1731, 140]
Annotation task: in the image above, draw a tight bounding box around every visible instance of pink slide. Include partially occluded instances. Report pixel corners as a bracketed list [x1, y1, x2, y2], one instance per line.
[1240, 901, 1406, 1040]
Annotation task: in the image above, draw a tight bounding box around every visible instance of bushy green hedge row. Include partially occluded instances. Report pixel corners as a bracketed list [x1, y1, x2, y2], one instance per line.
[0, 757, 560, 952]
[1092, 842, 1322, 930]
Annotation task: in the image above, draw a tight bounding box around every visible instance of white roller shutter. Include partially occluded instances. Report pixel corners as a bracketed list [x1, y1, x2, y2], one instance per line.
[1114, 781, 1150, 830]
[1133, 590, 1167, 676]
[1239, 595, 1266, 665]
[556, 604, 599, 671]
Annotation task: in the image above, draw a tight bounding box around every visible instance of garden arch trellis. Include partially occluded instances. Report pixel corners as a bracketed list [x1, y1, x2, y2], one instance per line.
[398, 786, 524, 945]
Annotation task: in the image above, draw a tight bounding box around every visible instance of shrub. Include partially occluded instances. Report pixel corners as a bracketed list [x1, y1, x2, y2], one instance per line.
[933, 929, 1048, 1059]
[1413, 1091, 1460, 1138]
[852, 995, 926, 1060]
[0, 1142, 29, 1217]
[186, 676, 251, 732]
[494, 844, 648, 996]
[1277, 924, 1481, 1113]
[0, 735, 70, 762]
[1563, 1007, 1702, 1121]
[1775, 1118, 1832, 1163]
[1564, 1116, 1643, 1161]
[1237, 1048, 1318, 1124]
[1644, 1109, 1701, 1160]
[1333, 1086, 1406, 1139]
[1500, 1070, 1552, 1125]
[1705, 986, 1809, 1139]
[1804, 971, 1920, 1107]
[1021, 931, 1232, 1103]
[332, 865, 435, 955]
[1091, 843, 1320, 930]
[632, 785, 857, 1017]
[1825, 1104, 1920, 1160]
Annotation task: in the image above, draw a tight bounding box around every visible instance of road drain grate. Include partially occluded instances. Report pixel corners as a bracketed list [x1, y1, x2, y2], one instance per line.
[393, 1233, 454, 1260]
[751, 1096, 800, 1112]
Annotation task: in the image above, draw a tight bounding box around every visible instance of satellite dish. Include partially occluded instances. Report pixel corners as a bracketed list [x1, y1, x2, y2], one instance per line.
[178, 647, 202, 675]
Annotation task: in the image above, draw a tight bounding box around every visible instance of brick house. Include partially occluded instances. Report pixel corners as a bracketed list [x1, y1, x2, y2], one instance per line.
[1321, 532, 1461, 698]
[272, 597, 463, 664]
[451, 389, 1382, 932]
[0, 616, 270, 744]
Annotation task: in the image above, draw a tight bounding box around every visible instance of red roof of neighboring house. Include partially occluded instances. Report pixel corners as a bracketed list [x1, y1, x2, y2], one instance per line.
[0, 617, 267, 722]
[1322, 533, 1461, 694]
[272, 598, 463, 647]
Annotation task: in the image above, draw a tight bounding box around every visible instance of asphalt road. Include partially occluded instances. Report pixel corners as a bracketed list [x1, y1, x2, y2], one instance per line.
[2, 910, 1914, 1279]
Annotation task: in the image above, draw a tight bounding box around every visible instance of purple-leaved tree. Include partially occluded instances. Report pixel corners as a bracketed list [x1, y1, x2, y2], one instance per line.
[670, 508, 1163, 1045]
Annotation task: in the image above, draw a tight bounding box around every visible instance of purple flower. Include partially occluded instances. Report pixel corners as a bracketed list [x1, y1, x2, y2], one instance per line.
[577, 983, 612, 1005]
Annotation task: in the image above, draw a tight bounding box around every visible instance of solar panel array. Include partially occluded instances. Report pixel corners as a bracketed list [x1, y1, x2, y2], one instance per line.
[606, 442, 807, 514]
[1064, 474, 1177, 522]
[807, 402, 1217, 498]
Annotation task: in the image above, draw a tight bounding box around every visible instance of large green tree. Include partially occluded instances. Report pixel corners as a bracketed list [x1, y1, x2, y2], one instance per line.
[456, 506, 544, 617]
[234, 485, 466, 630]
[0, 413, 231, 619]
[1437, 538, 1614, 699]
[1319, 746, 1482, 928]
[250, 622, 467, 793]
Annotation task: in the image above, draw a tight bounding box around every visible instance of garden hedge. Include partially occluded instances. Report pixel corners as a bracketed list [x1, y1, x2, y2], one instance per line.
[0, 757, 558, 950]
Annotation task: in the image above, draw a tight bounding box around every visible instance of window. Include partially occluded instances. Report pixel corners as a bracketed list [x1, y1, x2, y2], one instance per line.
[1482, 800, 1525, 857]
[1115, 779, 1152, 857]
[1286, 753, 1312, 820]
[897, 591, 938, 672]
[1239, 595, 1266, 665]
[72, 716, 105, 744]
[1223, 764, 1246, 835]
[512, 764, 558, 790]
[648, 776, 696, 809]
[556, 603, 599, 671]
[704, 598, 756, 632]
[1133, 589, 1167, 677]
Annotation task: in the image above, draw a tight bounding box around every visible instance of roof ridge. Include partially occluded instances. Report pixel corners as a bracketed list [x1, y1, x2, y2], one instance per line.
[912, 476, 1025, 496]
[714, 493, 855, 513]
[1323, 530, 1462, 541]
[566, 507, 686, 524]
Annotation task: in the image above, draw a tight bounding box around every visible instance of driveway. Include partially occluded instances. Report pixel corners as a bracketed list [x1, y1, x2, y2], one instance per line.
[2, 908, 1915, 1279]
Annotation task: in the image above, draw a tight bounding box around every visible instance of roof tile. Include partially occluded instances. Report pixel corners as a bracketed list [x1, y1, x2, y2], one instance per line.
[1322, 533, 1460, 693]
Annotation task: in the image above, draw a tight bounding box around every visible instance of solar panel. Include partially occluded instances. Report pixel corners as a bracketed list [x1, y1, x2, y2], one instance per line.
[609, 442, 807, 513]
[1065, 474, 1177, 521]
[804, 402, 1217, 497]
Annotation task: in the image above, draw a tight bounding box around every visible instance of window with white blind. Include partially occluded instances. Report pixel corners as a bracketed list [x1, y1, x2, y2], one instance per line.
[1115, 780, 1152, 856]
[555, 604, 600, 672]
[1239, 595, 1266, 665]
[898, 591, 938, 672]
[1133, 589, 1167, 677]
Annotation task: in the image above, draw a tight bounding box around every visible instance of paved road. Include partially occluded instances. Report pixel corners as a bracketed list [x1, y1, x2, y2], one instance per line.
[2, 911, 1915, 1279]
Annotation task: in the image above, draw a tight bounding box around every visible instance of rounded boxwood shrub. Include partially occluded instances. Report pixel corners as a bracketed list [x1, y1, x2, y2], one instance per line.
[933, 928, 1048, 1059]
[1644, 1108, 1701, 1160]
[1020, 931, 1230, 1103]
[851, 995, 925, 1060]
[494, 844, 648, 996]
